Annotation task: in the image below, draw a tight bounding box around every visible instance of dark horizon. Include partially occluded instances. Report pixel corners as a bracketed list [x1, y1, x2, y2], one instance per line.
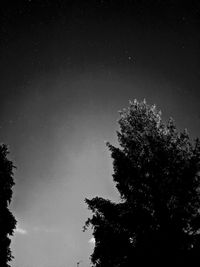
[0, 1, 200, 267]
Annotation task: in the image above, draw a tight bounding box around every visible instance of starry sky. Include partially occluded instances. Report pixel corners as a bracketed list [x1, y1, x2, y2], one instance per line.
[0, 1, 200, 267]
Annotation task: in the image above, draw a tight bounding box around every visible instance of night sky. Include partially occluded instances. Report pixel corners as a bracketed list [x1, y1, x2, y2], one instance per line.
[1, 1, 200, 267]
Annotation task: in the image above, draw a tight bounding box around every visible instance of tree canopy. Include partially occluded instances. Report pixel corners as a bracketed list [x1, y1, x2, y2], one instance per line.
[0, 144, 17, 267]
[85, 100, 200, 266]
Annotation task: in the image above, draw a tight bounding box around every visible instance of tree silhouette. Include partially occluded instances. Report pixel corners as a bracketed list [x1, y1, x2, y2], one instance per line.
[85, 100, 200, 266]
[0, 144, 17, 267]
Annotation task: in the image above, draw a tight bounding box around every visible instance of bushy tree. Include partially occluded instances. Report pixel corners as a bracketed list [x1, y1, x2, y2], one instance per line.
[85, 100, 200, 266]
[0, 144, 17, 267]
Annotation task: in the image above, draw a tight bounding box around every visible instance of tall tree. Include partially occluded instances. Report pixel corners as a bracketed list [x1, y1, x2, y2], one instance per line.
[85, 100, 200, 266]
[0, 144, 16, 267]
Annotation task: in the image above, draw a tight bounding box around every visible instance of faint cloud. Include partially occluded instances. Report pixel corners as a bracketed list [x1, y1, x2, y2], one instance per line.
[33, 226, 59, 233]
[15, 225, 58, 235]
[89, 237, 95, 245]
[43, 228, 58, 233]
[15, 227, 27, 235]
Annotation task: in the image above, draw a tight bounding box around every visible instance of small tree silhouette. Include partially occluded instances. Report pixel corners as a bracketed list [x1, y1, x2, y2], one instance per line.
[85, 100, 200, 266]
[0, 144, 17, 267]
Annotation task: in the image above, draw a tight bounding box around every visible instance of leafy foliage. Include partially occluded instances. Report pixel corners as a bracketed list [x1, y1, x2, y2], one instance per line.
[0, 144, 17, 267]
[85, 100, 200, 266]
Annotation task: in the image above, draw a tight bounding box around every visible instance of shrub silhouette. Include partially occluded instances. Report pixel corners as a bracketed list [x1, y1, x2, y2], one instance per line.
[0, 144, 17, 267]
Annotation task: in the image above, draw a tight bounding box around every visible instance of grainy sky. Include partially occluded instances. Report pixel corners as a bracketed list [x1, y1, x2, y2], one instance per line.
[0, 1, 200, 267]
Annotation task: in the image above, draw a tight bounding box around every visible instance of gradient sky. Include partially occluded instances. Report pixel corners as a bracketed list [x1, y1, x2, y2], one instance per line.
[0, 1, 200, 267]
